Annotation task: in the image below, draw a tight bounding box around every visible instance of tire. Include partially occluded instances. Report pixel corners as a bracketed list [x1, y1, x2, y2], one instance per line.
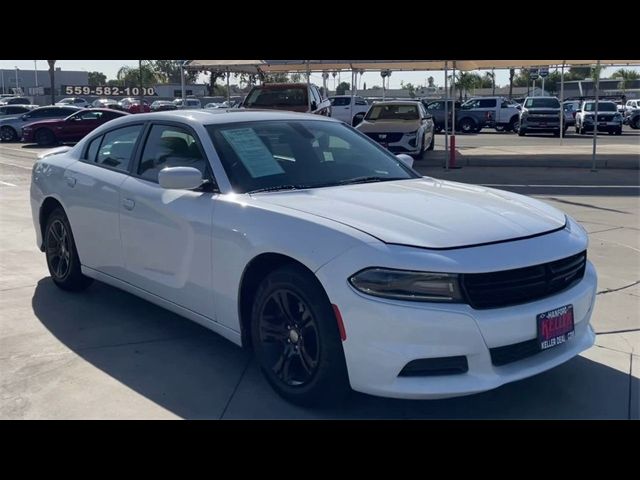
[352, 113, 365, 127]
[35, 128, 56, 147]
[615, 128, 622, 135]
[632, 117, 640, 129]
[44, 208, 93, 292]
[518, 128, 526, 136]
[458, 117, 476, 134]
[433, 124, 442, 134]
[553, 130, 560, 137]
[0, 126, 17, 142]
[426, 132, 435, 150]
[250, 264, 350, 406]
[508, 116, 520, 133]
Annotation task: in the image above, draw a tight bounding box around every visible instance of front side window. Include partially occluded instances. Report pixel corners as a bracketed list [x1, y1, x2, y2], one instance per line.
[96, 125, 143, 171]
[331, 97, 350, 106]
[478, 99, 497, 108]
[138, 124, 206, 182]
[84, 135, 102, 162]
[426, 101, 442, 110]
[206, 120, 418, 194]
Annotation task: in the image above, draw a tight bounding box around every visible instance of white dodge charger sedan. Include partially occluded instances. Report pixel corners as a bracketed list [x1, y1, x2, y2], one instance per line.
[30, 109, 597, 405]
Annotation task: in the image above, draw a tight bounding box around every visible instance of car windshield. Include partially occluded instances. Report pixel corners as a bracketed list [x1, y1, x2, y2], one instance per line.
[243, 87, 308, 108]
[365, 104, 419, 121]
[206, 120, 418, 194]
[584, 102, 617, 112]
[524, 98, 560, 108]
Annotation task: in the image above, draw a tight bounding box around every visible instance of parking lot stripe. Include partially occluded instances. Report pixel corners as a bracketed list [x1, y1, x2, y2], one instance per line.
[0, 180, 17, 186]
[0, 160, 32, 171]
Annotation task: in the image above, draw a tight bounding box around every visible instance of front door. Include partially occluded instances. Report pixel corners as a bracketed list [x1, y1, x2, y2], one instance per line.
[118, 122, 216, 318]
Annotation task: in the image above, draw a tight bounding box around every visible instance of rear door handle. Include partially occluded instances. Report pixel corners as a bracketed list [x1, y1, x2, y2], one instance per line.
[122, 198, 135, 211]
[64, 175, 76, 187]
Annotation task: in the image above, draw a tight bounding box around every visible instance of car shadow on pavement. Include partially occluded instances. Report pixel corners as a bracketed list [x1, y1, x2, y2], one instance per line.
[31, 277, 637, 420]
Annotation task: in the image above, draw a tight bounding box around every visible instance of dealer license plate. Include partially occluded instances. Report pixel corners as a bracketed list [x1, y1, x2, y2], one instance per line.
[537, 304, 574, 351]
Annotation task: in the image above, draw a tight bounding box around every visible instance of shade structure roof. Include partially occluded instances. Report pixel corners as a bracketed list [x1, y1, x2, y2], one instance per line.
[185, 59, 640, 73]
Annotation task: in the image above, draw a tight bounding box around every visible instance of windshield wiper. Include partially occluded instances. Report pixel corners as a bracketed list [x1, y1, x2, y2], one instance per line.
[338, 176, 398, 185]
[248, 184, 310, 194]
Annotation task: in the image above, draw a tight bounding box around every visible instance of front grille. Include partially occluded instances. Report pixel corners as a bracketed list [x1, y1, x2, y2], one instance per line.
[597, 115, 614, 121]
[489, 339, 540, 366]
[461, 251, 586, 309]
[399, 356, 469, 376]
[365, 132, 404, 143]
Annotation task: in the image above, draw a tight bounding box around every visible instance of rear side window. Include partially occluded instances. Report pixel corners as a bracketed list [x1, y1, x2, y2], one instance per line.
[478, 99, 497, 108]
[84, 135, 102, 162]
[96, 125, 143, 172]
[331, 97, 350, 106]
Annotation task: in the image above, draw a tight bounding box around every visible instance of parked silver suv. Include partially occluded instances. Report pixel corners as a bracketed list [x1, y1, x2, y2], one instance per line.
[519, 96, 564, 137]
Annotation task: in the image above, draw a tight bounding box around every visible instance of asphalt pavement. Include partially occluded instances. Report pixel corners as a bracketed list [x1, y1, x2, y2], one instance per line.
[0, 138, 638, 419]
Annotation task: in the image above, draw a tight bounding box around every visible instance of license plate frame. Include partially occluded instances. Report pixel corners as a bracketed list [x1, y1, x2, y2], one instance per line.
[537, 304, 575, 351]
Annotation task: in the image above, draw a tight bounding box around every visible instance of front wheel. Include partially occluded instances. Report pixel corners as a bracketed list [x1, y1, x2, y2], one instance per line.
[44, 208, 93, 292]
[508, 117, 520, 133]
[251, 264, 350, 406]
[0, 126, 17, 142]
[458, 118, 476, 134]
[518, 128, 526, 136]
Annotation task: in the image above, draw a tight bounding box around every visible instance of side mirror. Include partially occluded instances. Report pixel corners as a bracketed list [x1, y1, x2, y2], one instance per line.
[424, 113, 433, 120]
[310, 101, 318, 111]
[396, 154, 414, 168]
[158, 166, 204, 190]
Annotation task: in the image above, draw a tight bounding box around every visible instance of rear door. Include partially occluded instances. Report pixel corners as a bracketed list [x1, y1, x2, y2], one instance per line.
[63, 123, 145, 277]
[330, 97, 351, 122]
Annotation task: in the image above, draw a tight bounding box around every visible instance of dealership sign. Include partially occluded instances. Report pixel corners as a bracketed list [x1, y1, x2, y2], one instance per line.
[62, 85, 157, 96]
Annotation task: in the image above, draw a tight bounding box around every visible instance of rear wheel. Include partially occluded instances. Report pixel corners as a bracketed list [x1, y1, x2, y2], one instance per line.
[0, 126, 17, 142]
[508, 116, 520, 133]
[459, 118, 476, 134]
[35, 128, 56, 146]
[615, 128, 622, 135]
[44, 208, 93, 292]
[633, 117, 640, 129]
[518, 128, 526, 136]
[251, 264, 350, 406]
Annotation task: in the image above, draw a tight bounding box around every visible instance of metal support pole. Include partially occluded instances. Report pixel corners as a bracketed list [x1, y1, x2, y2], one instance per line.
[34, 60, 38, 91]
[1, 69, 4, 95]
[180, 61, 186, 106]
[306, 61, 311, 111]
[15, 67, 19, 93]
[226, 67, 231, 105]
[542, 76, 545, 96]
[444, 61, 449, 166]
[591, 60, 601, 172]
[139, 60, 144, 111]
[491, 67, 495, 95]
[450, 61, 457, 169]
[560, 62, 565, 145]
[350, 69, 355, 124]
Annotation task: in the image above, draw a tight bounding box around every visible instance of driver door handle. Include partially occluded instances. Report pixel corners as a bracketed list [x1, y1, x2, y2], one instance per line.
[122, 198, 135, 211]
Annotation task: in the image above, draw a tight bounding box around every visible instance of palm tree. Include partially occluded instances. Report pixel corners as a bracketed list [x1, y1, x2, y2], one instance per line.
[590, 64, 605, 96]
[611, 68, 640, 95]
[508, 68, 515, 99]
[47, 60, 56, 105]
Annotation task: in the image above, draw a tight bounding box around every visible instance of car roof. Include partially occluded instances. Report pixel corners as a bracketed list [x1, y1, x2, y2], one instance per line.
[91, 109, 339, 127]
[368, 100, 421, 105]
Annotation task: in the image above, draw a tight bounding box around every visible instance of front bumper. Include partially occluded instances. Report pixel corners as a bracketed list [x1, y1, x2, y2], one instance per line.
[315, 228, 596, 399]
[581, 121, 622, 132]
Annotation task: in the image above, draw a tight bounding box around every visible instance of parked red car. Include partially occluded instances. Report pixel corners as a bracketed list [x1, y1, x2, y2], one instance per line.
[119, 97, 151, 113]
[21, 108, 129, 146]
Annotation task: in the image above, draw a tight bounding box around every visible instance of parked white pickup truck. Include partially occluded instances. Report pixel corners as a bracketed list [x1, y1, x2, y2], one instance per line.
[329, 95, 370, 125]
[457, 96, 522, 133]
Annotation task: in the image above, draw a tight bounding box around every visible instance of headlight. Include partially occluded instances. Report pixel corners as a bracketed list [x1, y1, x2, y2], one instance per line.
[349, 268, 464, 302]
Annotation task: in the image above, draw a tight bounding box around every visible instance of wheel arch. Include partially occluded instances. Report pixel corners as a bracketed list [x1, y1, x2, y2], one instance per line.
[38, 197, 65, 251]
[237, 252, 328, 349]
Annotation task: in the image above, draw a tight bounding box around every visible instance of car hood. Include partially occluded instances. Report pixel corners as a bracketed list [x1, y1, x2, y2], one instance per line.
[357, 120, 420, 133]
[254, 178, 566, 249]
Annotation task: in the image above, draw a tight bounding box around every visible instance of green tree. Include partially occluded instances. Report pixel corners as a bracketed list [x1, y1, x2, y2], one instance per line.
[116, 64, 157, 87]
[590, 65, 606, 84]
[427, 76, 435, 88]
[480, 72, 495, 89]
[448, 72, 482, 100]
[336, 81, 351, 95]
[261, 72, 290, 83]
[508, 68, 515, 99]
[400, 81, 416, 98]
[290, 73, 302, 83]
[152, 60, 198, 83]
[611, 68, 640, 94]
[564, 67, 590, 81]
[88, 71, 107, 86]
[513, 68, 532, 87]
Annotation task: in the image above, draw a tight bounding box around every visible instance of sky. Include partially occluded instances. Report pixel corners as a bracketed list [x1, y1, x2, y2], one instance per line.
[2, 60, 639, 90]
